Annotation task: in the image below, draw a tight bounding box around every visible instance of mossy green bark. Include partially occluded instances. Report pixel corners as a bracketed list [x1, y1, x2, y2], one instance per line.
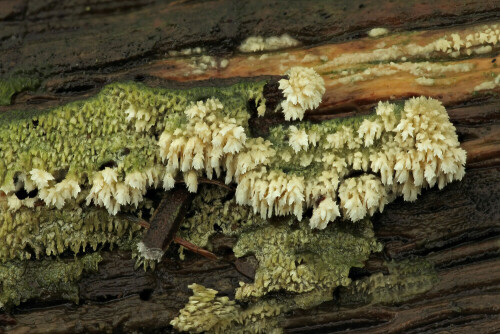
[0, 76, 40, 106]
[339, 258, 438, 305]
[0, 80, 266, 190]
[0, 253, 101, 309]
[0, 80, 268, 310]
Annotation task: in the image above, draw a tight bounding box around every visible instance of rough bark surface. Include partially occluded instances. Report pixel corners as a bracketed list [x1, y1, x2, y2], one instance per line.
[1, 1, 499, 333]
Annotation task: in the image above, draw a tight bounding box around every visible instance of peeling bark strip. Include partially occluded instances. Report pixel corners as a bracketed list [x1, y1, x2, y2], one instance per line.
[139, 186, 193, 259]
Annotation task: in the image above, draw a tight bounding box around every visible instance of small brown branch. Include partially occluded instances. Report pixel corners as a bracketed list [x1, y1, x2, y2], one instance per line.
[173, 236, 218, 261]
[141, 185, 193, 251]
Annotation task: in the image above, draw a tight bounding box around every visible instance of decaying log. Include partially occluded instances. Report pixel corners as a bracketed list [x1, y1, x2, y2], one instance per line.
[1, 0, 500, 333]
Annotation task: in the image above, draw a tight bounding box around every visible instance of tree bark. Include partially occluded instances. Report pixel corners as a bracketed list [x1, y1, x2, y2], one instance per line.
[1, 1, 499, 333]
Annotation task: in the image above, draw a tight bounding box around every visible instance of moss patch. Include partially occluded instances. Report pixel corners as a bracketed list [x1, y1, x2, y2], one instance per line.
[234, 219, 381, 299]
[0, 76, 40, 106]
[0, 253, 101, 309]
[339, 258, 438, 305]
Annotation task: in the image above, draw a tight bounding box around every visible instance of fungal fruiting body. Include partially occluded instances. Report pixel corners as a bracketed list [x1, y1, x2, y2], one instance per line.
[278, 66, 326, 120]
[170, 282, 335, 334]
[368, 27, 390, 38]
[0, 65, 468, 317]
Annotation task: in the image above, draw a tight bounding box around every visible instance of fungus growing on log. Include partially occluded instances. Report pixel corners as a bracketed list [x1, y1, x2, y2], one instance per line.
[0, 62, 466, 315]
[0, 67, 466, 267]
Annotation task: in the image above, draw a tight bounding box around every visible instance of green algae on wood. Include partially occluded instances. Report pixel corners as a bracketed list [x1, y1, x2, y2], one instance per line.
[0, 80, 266, 190]
[0, 195, 142, 262]
[179, 186, 381, 298]
[233, 219, 382, 299]
[338, 258, 438, 306]
[170, 256, 440, 334]
[0, 253, 101, 309]
[171, 283, 334, 334]
[0, 75, 463, 324]
[0, 76, 40, 106]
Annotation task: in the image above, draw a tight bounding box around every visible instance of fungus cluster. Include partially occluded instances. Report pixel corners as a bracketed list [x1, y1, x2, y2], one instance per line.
[433, 24, 500, 56]
[86, 167, 161, 215]
[157, 85, 465, 231]
[157, 98, 275, 190]
[278, 66, 326, 120]
[228, 86, 466, 229]
[233, 220, 380, 299]
[170, 281, 333, 334]
[0, 57, 470, 329]
[170, 283, 239, 333]
[368, 27, 390, 38]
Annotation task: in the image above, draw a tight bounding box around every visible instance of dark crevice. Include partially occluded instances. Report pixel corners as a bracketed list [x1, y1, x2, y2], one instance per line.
[139, 288, 154, 301]
[98, 160, 118, 171]
[13, 299, 74, 313]
[133, 74, 146, 82]
[53, 167, 69, 182]
[386, 228, 500, 261]
[14, 188, 38, 200]
[53, 84, 96, 95]
[348, 266, 373, 281]
[434, 248, 500, 271]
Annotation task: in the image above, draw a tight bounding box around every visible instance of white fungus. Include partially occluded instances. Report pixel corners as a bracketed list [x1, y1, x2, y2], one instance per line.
[239, 34, 300, 53]
[278, 67, 326, 120]
[368, 27, 389, 38]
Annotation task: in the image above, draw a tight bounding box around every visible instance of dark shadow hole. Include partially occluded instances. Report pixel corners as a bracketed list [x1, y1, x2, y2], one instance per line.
[15, 188, 38, 200]
[53, 168, 69, 182]
[93, 295, 119, 303]
[121, 148, 131, 156]
[456, 131, 478, 142]
[98, 160, 117, 170]
[139, 288, 154, 301]
[348, 266, 372, 281]
[55, 84, 95, 94]
[303, 206, 314, 219]
[21, 244, 38, 261]
[134, 74, 146, 82]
